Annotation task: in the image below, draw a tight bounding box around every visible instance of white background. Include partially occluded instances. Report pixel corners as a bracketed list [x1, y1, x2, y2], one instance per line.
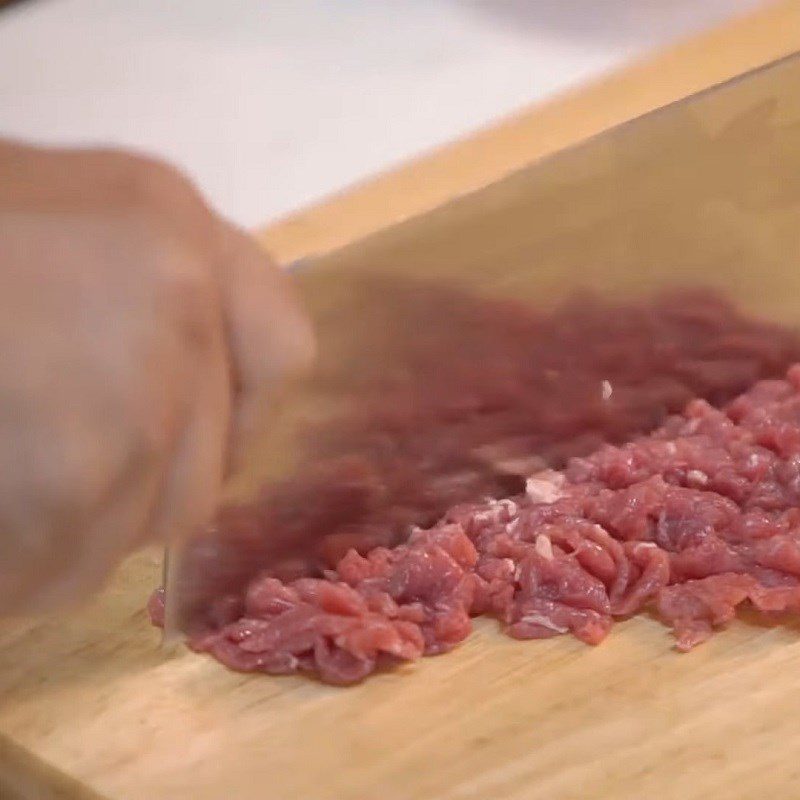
[0, 0, 764, 227]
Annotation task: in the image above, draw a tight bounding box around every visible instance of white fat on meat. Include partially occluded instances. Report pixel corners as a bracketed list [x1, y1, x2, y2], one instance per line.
[488, 497, 519, 516]
[687, 469, 709, 486]
[525, 470, 565, 504]
[473, 497, 520, 525]
[506, 518, 521, 535]
[534, 534, 554, 560]
[518, 614, 569, 634]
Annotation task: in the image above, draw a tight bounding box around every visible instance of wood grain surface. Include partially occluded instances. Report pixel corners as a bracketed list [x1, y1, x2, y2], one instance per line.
[2, 5, 800, 799]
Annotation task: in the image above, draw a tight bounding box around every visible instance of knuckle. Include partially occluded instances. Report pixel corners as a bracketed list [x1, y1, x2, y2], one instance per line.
[125, 153, 186, 197]
[98, 149, 206, 219]
[129, 169, 184, 214]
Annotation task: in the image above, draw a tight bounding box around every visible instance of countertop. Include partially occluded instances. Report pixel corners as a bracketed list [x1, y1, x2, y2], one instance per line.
[0, 0, 764, 228]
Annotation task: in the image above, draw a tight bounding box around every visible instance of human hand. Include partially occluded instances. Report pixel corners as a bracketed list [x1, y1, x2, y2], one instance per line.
[0, 139, 314, 613]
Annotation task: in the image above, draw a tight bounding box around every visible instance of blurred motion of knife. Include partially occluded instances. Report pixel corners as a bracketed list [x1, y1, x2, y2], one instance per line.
[163, 52, 800, 642]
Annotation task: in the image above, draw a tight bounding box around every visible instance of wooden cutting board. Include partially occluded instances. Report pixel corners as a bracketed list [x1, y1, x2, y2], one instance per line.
[5, 549, 800, 800]
[3, 4, 800, 799]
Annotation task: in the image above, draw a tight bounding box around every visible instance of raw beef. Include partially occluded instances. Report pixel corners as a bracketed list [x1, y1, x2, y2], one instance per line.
[150, 291, 800, 684]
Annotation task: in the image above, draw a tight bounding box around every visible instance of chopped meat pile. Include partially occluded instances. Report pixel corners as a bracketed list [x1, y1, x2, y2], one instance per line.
[289, 287, 800, 567]
[149, 291, 800, 684]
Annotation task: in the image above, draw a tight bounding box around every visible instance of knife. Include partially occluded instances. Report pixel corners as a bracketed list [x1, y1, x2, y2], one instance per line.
[163, 51, 800, 642]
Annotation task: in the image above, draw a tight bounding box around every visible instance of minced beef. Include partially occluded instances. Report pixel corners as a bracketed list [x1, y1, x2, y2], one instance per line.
[149, 292, 800, 684]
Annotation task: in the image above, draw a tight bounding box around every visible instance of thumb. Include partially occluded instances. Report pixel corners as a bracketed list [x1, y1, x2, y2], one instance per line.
[213, 222, 316, 467]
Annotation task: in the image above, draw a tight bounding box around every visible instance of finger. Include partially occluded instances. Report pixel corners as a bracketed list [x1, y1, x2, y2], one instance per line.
[212, 221, 316, 461]
[2, 411, 171, 613]
[215, 222, 315, 386]
[0, 375, 173, 613]
[145, 294, 232, 548]
[21, 452, 165, 613]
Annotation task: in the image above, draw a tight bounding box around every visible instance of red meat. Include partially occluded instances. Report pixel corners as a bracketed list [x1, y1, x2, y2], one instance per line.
[149, 293, 800, 684]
